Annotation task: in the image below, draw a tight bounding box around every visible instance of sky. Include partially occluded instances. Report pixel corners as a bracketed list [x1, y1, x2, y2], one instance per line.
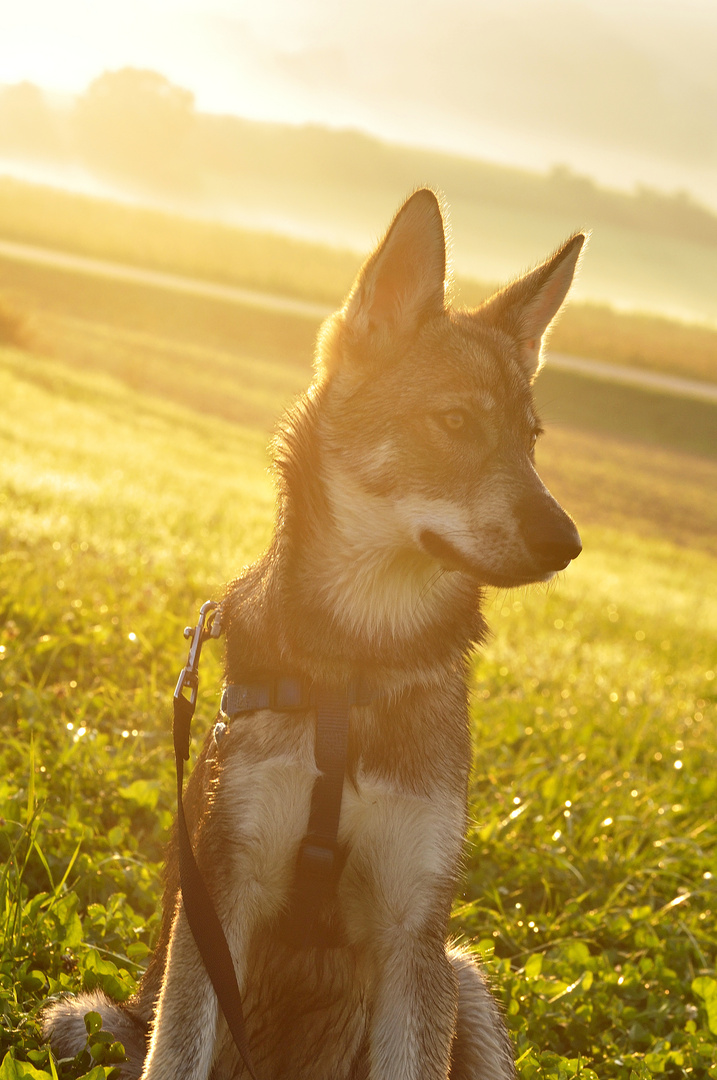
[2, 0, 717, 210]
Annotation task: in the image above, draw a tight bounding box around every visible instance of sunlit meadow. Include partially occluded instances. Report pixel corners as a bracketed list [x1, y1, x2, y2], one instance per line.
[2, 0, 717, 1073]
[1, 269, 716, 1077]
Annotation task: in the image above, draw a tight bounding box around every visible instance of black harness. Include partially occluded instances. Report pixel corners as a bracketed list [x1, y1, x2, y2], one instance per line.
[172, 601, 367, 1079]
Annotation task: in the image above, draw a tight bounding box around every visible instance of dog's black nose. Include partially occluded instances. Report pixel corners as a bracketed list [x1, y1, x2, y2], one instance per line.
[516, 494, 582, 571]
[531, 528, 582, 570]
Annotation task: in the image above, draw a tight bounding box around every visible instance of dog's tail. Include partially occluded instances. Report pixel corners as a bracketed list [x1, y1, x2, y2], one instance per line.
[42, 990, 147, 1079]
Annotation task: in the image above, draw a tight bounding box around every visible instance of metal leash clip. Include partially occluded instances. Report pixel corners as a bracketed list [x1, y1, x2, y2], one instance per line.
[174, 600, 222, 712]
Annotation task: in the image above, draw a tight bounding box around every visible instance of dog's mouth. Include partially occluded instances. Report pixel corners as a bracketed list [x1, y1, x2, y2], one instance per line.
[419, 529, 569, 587]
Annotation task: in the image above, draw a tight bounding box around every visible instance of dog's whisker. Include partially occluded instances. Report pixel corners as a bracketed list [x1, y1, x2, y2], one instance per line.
[414, 566, 447, 615]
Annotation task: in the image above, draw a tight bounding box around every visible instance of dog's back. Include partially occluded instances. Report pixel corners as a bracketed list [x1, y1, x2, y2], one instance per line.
[44, 189, 584, 1080]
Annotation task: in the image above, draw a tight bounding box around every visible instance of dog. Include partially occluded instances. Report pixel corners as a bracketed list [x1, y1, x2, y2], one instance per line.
[43, 188, 584, 1079]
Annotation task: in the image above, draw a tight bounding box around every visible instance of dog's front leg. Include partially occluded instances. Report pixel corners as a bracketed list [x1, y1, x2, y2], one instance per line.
[141, 734, 316, 1080]
[341, 779, 465, 1080]
[141, 864, 276, 1080]
[140, 900, 223, 1080]
[370, 925, 458, 1080]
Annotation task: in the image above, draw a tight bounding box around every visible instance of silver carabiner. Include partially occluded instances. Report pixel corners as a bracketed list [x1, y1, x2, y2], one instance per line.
[174, 601, 219, 708]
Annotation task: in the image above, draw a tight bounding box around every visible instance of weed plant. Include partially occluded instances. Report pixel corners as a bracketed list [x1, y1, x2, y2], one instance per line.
[1, 336, 715, 1079]
[0, 294, 30, 349]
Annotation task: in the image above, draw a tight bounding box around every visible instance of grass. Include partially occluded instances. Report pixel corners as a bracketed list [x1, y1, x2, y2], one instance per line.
[460, 533, 716, 1073]
[534, 368, 717, 465]
[0, 176, 361, 306]
[1, 294, 716, 1079]
[2, 175, 717, 384]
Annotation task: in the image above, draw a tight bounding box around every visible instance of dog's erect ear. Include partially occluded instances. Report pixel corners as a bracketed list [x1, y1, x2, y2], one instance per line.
[479, 233, 586, 379]
[343, 188, 447, 338]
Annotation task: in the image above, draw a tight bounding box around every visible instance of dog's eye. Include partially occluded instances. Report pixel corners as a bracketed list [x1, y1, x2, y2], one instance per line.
[529, 428, 542, 454]
[438, 410, 468, 433]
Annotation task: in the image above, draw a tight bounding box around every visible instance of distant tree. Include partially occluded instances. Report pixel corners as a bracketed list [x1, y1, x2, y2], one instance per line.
[0, 82, 61, 158]
[74, 68, 197, 190]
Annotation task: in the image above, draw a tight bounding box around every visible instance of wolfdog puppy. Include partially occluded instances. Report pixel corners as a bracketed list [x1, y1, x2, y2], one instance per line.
[44, 189, 585, 1079]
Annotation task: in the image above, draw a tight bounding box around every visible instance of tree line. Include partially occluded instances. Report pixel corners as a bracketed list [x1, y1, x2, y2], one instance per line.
[1, 69, 716, 248]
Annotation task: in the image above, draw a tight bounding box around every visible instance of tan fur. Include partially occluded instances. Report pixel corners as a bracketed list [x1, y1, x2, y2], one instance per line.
[318, 463, 466, 638]
[43, 189, 586, 1079]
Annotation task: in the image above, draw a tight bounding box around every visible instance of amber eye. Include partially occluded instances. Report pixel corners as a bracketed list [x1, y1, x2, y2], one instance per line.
[439, 410, 467, 433]
[529, 428, 541, 454]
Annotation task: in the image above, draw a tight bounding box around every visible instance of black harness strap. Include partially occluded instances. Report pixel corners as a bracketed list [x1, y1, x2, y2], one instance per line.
[221, 677, 369, 946]
[220, 676, 372, 716]
[286, 684, 351, 945]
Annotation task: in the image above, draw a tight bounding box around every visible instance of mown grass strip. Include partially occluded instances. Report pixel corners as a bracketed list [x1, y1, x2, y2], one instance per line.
[1, 175, 717, 383]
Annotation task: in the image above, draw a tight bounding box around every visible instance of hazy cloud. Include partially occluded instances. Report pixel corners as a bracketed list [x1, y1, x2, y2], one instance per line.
[2, 0, 716, 204]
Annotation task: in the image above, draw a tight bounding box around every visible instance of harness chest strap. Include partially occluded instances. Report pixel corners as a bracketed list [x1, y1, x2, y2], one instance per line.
[220, 675, 372, 943]
[220, 674, 373, 715]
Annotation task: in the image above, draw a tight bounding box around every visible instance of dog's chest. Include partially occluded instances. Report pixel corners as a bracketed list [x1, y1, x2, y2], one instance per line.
[337, 769, 466, 943]
[213, 696, 468, 944]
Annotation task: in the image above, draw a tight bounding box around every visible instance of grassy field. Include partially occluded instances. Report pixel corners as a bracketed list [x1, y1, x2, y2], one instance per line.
[1, 280, 716, 1079]
[2, 176, 717, 385]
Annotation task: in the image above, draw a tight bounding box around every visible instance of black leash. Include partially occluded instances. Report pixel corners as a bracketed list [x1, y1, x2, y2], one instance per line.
[172, 602, 360, 1073]
[172, 602, 259, 1080]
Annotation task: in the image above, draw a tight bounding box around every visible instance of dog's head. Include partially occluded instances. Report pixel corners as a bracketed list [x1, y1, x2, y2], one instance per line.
[310, 188, 584, 590]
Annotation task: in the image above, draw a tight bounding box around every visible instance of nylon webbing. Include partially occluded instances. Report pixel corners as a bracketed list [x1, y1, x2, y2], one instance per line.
[284, 685, 351, 944]
[173, 692, 259, 1080]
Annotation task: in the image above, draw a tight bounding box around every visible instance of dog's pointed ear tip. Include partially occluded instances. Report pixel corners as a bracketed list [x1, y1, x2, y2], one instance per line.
[401, 187, 445, 222]
[409, 186, 442, 206]
[566, 231, 589, 256]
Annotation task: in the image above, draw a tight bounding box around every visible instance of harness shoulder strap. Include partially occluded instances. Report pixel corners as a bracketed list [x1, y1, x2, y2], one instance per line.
[285, 685, 351, 945]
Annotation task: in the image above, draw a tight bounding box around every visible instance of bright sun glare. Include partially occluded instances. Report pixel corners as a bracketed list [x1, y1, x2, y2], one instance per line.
[5, 0, 717, 207]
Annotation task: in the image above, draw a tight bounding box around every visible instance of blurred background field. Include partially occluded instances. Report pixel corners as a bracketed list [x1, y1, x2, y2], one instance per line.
[1, 1, 717, 1076]
[3, 177, 717, 387]
[3, 64, 717, 327]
